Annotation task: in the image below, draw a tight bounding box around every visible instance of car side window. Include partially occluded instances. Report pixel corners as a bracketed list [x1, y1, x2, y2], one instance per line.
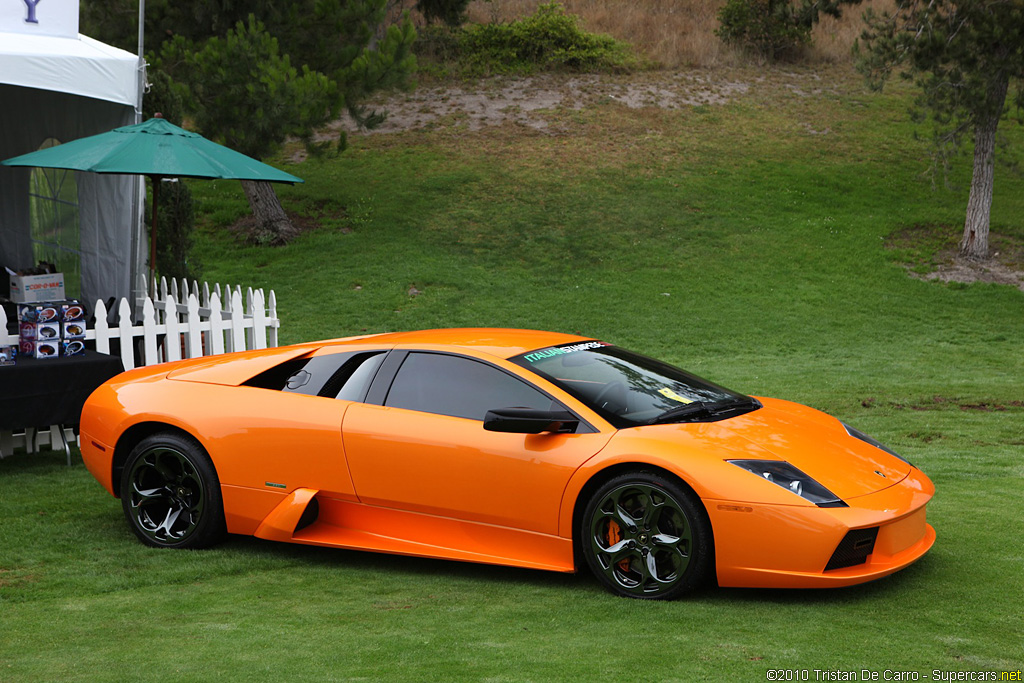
[384, 352, 555, 421]
[245, 350, 385, 401]
[332, 353, 386, 401]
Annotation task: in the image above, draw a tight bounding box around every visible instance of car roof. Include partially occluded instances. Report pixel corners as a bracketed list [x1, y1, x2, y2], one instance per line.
[323, 328, 593, 360]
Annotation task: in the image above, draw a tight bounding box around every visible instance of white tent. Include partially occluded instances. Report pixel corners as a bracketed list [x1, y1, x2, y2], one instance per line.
[1, 19, 143, 309]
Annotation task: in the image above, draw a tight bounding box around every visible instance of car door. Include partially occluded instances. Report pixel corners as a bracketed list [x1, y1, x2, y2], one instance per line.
[342, 350, 614, 535]
[212, 347, 388, 499]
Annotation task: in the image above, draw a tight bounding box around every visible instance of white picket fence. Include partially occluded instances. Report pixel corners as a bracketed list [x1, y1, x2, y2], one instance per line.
[105, 276, 280, 371]
[1, 277, 280, 460]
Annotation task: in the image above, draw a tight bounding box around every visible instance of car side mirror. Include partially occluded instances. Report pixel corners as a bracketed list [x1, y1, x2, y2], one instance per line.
[483, 407, 579, 434]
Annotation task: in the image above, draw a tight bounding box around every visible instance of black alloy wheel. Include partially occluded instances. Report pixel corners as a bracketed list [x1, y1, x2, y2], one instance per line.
[121, 432, 226, 549]
[581, 471, 712, 599]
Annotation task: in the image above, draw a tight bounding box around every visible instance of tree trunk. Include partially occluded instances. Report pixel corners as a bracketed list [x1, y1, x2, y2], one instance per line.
[959, 73, 1009, 261]
[240, 179, 298, 245]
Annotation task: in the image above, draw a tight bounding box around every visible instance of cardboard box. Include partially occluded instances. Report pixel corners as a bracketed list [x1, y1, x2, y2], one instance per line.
[20, 339, 60, 359]
[17, 300, 83, 323]
[33, 322, 61, 342]
[63, 321, 87, 339]
[10, 273, 65, 303]
[0, 345, 16, 366]
[60, 301, 85, 322]
[20, 321, 60, 342]
[17, 302, 61, 323]
[62, 339, 85, 356]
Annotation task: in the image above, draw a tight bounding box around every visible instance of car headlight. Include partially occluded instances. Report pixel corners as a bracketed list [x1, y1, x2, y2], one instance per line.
[728, 460, 847, 507]
[842, 423, 913, 466]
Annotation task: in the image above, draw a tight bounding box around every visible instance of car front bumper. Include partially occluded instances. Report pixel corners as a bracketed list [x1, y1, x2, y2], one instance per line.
[708, 467, 935, 589]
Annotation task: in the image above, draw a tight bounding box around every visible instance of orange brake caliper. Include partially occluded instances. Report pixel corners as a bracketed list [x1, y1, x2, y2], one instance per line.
[607, 521, 631, 572]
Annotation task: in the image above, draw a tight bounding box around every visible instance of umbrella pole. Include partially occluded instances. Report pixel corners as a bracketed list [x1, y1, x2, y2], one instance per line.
[150, 175, 160, 285]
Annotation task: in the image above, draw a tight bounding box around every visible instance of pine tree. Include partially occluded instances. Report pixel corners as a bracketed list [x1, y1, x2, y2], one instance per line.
[83, 0, 416, 245]
[857, 0, 1024, 260]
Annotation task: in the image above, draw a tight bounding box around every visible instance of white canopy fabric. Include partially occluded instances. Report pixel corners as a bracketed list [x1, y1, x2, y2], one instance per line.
[0, 31, 138, 106]
[1, 30, 142, 309]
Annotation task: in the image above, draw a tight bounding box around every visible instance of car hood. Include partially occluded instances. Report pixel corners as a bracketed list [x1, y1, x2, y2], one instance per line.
[612, 397, 910, 503]
[721, 397, 909, 499]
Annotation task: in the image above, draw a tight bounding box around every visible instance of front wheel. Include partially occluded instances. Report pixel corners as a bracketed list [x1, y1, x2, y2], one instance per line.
[580, 471, 712, 599]
[120, 432, 226, 549]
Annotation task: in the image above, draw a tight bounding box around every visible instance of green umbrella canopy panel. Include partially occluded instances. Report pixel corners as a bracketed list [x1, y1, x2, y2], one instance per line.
[2, 117, 303, 182]
[2, 117, 302, 278]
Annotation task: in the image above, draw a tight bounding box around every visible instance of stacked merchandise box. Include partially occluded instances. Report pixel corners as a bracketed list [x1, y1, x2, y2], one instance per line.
[8, 270, 65, 303]
[18, 300, 86, 359]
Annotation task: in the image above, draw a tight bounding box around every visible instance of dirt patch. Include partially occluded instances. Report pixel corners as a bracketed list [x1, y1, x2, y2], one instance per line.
[283, 67, 857, 163]
[314, 71, 750, 142]
[886, 223, 1024, 291]
[229, 209, 339, 246]
[921, 255, 1024, 290]
[0, 568, 37, 588]
[871, 395, 1024, 411]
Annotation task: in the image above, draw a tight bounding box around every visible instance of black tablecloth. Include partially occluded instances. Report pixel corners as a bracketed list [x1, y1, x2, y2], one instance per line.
[0, 350, 125, 429]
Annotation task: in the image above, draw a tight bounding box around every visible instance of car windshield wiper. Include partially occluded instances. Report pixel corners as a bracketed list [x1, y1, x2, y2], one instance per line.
[649, 401, 713, 425]
[710, 397, 761, 414]
[649, 397, 761, 425]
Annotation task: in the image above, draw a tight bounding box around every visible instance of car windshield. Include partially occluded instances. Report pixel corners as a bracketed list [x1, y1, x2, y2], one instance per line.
[509, 341, 759, 429]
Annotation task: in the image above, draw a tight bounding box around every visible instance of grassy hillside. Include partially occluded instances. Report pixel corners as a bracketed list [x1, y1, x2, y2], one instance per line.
[194, 66, 1023, 405]
[2, 65, 1022, 681]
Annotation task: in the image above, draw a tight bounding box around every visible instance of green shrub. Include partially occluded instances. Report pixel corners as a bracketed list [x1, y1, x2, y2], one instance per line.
[142, 69, 186, 124]
[447, 3, 637, 75]
[154, 179, 201, 281]
[414, 23, 464, 67]
[715, 0, 813, 61]
[416, 0, 472, 27]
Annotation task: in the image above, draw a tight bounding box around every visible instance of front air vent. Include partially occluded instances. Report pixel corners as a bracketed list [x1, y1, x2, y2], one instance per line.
[824, 527, 879, 571]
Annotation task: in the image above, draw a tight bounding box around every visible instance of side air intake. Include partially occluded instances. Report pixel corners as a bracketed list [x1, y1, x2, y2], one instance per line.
[295, 497, 320, 533]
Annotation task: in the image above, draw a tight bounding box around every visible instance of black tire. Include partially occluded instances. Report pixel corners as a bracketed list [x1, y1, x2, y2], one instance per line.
[580, 471, 712, 599]
[120, 432, 226, 549]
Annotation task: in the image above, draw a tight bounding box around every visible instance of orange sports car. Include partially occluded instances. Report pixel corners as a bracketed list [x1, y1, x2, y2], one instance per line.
[80, 328, 935, 599]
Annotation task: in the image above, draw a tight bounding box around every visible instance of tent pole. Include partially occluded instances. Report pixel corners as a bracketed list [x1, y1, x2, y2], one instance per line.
[137, 0, 146, 56]
[137, 0, 146, 118]
[150, 175, 159, 282]
[133, 0, 147, 305]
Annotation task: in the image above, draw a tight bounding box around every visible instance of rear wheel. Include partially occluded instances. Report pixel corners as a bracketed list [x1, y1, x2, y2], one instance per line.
[120, 432, 226, 549]
[581, 471, 712, 599]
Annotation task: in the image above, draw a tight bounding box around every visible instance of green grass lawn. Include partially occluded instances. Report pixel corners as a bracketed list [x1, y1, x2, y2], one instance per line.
[2, 65, 1023, 681]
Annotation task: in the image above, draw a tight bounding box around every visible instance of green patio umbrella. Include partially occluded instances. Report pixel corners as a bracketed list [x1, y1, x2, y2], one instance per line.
[1, 116, 303, 278]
